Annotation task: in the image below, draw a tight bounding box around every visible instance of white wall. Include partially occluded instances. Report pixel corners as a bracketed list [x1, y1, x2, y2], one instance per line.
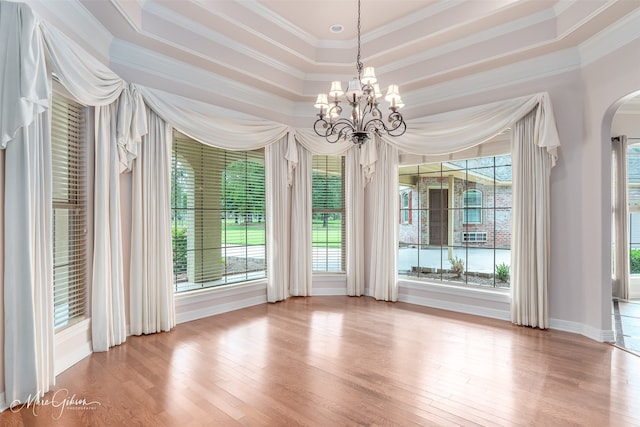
[580, 35, 640, 338]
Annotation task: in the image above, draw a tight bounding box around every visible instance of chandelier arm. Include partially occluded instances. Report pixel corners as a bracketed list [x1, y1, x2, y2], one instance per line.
[315, 118, 358, 143]
[362, 113, 407, 135]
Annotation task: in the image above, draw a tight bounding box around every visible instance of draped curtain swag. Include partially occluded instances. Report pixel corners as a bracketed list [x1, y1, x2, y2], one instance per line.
[612, 135, 630, 300]
[0, 0, 563, 408]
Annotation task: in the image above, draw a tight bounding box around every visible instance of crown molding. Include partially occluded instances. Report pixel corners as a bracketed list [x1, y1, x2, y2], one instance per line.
[376, 6, 557, 76]
[229, 0, 322, 47]
[579, 6, 640, 67]
[109, 39, 295, 120]
[404, 47, 581, 110]
[361, 0, 465, 45]
[292, 46, 582, 122]
[25, 0, 113, 62]
[109, 0, 143, 32]
[145, 0, 308, 80]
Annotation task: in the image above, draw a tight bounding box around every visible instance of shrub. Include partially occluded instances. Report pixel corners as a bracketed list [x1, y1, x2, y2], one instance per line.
[172, 226, 188, 274]
[495, 263, 510, 282]
[630, 249, 640, 274]
[449, 256, 465, 278]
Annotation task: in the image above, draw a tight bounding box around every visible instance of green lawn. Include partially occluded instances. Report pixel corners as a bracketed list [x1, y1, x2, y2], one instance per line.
[224, 221, 265, 245]
[173, 219, 343, 247]
[312, 219, 342, 248]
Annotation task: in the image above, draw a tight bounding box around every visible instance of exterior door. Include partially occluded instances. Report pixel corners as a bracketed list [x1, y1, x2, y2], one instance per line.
[429, 189, 448, 246]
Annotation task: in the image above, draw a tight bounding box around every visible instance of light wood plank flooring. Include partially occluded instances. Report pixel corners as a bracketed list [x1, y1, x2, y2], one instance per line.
[3, 296, 640, 426]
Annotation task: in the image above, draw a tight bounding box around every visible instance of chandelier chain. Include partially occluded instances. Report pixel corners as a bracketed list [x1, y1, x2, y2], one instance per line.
[356, 0, 363, 77]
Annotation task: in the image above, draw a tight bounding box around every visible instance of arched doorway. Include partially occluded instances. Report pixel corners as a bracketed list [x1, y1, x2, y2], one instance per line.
[610, 92, 640, 355]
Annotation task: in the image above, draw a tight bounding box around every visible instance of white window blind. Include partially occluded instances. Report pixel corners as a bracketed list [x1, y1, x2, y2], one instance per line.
[312, 155, 345, 272]
[51, 90, 87, 329]
[171, 134, 266, 292]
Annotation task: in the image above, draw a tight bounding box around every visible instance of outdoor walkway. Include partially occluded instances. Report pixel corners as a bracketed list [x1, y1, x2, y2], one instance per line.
[222, 245, 511, 275]
[613, 299, 640, 356]
[398, 247, 511, 274]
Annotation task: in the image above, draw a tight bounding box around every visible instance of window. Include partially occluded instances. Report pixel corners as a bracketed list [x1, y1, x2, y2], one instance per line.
[312, 155, 345, 272]
[51, 89, 87, 329]
[627, 143, 640, 274]
[397, 155, 512, 288]
[171, 133, 266, 292]
[400, 191, 412, 224]
[463, 189, 482, 224]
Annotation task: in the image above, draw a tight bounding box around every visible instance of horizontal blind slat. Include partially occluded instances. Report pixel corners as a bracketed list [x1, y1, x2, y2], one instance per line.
[52, 89, 87, 330]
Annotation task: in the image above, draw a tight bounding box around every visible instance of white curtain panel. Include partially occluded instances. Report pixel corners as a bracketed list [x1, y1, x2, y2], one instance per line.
[0, 2, 55, 406]
[346, 147, 366, 296]
[92, 101, 128, 352]
[510, 110, 553, 328]
[289, 143, 313, 296]
[4, 112, 55, 406]
[367, 138, 400, 301]
[265, 137, 293, 302]
[612, 135, 630, 300]
[129, 107, 175, 335]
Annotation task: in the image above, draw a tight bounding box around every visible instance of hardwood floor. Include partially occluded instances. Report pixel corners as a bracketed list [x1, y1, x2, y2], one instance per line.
[3, 296, 640, 426]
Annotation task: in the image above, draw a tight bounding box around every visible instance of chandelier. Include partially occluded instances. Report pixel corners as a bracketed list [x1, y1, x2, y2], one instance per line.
[313, 0, 407, 147]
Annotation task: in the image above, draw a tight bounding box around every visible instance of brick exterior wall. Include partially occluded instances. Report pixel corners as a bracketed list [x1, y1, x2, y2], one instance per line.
[399, 176, 512, 247]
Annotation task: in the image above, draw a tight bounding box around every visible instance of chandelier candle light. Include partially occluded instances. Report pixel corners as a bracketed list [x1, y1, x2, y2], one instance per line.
[313, 0, 407, 146]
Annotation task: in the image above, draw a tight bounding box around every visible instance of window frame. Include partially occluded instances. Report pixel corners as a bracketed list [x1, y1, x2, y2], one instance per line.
[400, 190, 412, 224]
[462, 188, 483, 224]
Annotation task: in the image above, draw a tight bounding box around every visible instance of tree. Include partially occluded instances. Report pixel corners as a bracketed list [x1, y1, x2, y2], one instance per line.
[224, 160, 265, 223]
[171, 159, 191, 222]
[312, 170, 342, 227]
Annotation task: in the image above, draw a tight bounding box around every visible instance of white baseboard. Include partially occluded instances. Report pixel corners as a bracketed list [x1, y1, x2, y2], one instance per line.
[550, 318, 615, 342]
[0, 391, 7, 413]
